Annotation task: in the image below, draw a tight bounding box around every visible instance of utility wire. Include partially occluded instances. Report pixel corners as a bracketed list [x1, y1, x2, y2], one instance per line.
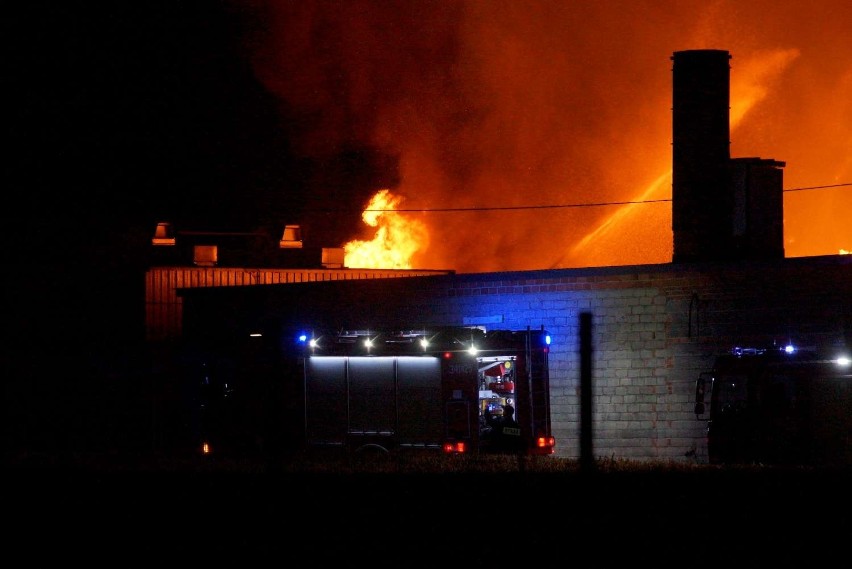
[362, 181, 851, 213]
[781, 182, 851, 193]
[375, 198, 672, 213]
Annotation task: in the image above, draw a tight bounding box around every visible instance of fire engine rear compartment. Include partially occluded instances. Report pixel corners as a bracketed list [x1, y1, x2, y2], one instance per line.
[305, 356, 445, 451]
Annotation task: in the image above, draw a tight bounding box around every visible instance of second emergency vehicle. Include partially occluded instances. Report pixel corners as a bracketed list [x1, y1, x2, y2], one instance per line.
[694, 344, 852, 466]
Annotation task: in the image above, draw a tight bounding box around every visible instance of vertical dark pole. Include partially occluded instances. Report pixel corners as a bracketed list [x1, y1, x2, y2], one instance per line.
[580, 312, 594, 472]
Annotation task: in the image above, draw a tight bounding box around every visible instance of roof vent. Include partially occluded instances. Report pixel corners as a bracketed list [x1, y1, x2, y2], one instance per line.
[322, 247, 345, 268]
[279, 224, 303, 249]
[193, 245, 218, 266]
[152, 222, 175, 246]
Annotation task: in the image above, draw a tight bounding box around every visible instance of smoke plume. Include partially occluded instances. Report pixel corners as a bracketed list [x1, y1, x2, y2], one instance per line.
[235, 0, 851, 271]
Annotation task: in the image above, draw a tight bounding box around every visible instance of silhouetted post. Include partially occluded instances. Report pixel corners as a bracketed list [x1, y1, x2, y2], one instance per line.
[580, 312, 594, 472]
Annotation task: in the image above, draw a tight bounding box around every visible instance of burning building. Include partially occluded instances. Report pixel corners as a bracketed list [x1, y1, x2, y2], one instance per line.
[147, 49, 851, 467]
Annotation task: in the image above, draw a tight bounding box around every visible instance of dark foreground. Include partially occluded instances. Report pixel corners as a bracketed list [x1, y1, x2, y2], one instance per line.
[6, 453, 851, 567]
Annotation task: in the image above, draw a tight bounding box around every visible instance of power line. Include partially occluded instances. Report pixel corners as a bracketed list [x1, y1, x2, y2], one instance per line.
[362, 182, 851, 213]
[782, 182, 851, 193]
[374, 198, 672, 213]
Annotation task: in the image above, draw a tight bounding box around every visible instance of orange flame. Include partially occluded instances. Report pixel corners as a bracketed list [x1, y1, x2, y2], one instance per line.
[343, 189, 428, 269]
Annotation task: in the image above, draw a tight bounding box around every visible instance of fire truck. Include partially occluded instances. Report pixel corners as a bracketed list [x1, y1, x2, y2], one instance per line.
[694, 345, 852, 466]
[300, 325, 555, 456]
[192, 325, 555, 458]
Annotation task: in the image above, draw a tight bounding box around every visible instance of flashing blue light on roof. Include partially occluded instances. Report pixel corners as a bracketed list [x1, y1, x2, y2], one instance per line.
[732, 347, 766, 356]
[298, 333, 308, 343]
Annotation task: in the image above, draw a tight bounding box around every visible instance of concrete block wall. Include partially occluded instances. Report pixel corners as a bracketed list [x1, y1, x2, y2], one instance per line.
[382, 257, 851, 463]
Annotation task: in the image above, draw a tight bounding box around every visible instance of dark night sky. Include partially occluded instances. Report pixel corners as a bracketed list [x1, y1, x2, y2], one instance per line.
[6, 2, 330, 453]
[9, 3, 205, 344]
[8, 2, 376, 349]
[11, 2, 338, 236]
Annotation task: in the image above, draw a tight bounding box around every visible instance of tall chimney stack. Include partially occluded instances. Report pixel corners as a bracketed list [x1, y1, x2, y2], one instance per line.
[671, 49, 785, 262]
[671, 49, 733, 262]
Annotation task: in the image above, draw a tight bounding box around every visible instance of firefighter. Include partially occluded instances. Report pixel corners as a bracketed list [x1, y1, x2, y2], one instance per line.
[501, 404, 519, 431]
[494, 404, 523, 454]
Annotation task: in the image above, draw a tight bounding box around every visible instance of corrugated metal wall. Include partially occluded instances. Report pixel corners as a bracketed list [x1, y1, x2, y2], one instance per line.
[145, 267, 451, 342]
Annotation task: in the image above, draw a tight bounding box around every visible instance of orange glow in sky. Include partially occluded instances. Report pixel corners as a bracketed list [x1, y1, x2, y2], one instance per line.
[252, 0, 851, 271]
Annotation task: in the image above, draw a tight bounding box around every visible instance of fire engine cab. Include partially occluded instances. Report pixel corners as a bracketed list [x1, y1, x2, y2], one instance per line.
[694, 344, 852, 466]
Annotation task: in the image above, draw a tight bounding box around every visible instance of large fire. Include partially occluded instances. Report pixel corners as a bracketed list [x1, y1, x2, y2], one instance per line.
[252, 1, 851, 271]
[344, 190, 427, 269]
